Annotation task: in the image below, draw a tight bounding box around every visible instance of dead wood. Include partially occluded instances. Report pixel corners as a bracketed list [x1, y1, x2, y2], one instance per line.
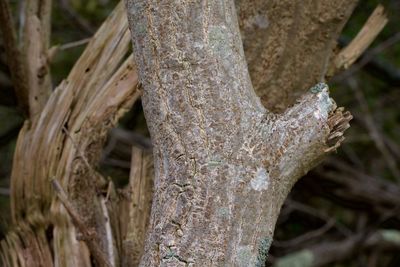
[1, 3, 140, 266]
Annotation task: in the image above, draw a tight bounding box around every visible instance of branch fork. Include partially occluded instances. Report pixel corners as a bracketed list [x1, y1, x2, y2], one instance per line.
[126, 0, 352, 265]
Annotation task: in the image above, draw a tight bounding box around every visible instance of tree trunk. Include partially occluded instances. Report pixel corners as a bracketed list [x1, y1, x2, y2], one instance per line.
[125, 0, 351, 265]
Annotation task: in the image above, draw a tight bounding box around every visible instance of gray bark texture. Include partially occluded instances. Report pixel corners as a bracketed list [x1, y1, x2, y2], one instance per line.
[237, 0, 358, 112]
[125, 0, 352, 266]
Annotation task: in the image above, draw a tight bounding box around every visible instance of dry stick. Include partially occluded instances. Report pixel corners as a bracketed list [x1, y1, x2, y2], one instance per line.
[330, 4, 388, 75]
[348, 78, 400, 182]
[22, 0, 53, 120]
[0, 0, 30, 117]
[48, 38, 92, 62]
[100, 196, 115, 266]
[347, 46, 400, 86]
[51, 178, 113, 267]
[334, 31, 400, 84]
[122, 147, 152, 266]
[58, 38, 91, 50]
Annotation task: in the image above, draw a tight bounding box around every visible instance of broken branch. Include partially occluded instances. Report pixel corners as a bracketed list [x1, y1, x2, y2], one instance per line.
[51, 178, 113, 267]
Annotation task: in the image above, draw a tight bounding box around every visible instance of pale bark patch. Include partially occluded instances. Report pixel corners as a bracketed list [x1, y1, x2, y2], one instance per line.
[237, 245, 255, 266]
[310, 83, 335, 120]
[250, 167, 269, 191]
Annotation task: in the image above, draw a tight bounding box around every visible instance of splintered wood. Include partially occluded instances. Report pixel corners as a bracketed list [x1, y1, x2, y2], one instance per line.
[1, 2, 141, 267]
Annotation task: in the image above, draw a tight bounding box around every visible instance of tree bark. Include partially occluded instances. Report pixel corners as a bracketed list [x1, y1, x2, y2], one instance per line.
[125, 0, 351, 265]
[237, 0, 359, 112]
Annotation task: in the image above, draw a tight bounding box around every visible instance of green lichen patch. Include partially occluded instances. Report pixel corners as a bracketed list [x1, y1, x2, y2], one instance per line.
[310, 82, 328, 94]
[217, 207, 230, 218]
[208, 26, 230, 58]
[255, 237, 272, 267]
[309, 82, 336, 120]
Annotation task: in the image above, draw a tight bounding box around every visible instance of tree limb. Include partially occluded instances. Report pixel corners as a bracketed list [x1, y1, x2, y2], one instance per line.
[22, 0, 53, 121]
[0, 0, 30, 116]
[125, 1, 352, 265]
[329, 4, 388, 76]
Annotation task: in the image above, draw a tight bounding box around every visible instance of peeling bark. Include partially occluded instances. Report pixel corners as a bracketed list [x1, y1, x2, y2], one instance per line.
[125, 0, 351, 265]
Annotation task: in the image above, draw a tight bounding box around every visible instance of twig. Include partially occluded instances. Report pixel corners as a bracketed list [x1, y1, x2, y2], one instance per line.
[363, 57, 400, 86]
[285, 199, 352, 237]
[62, 126, 95, 173]
[51, 178, 112, 267]
[333, 31, 400, 83]
[0, 0, 30, 116]
[383, 135, 400, 160]
[348, 78, 400, 181]
[109, 128, 152, 151]
[273, 220, 335, 248]
[100, 196, 115, 266]
[341, 145, 364, 170]
[101, 158, 131, 169]
[317, 160, 400, 213]
[101, 128, 152, 168]
[60, 0, 95, 34]
[48, 38, 92, 62]
[58, 38, 91, 50]
[330, 4, 388, 75]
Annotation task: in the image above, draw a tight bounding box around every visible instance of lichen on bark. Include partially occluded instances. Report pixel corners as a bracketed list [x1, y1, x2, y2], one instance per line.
[125, 0, 352, 265]
[255, 237, 273, 267]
